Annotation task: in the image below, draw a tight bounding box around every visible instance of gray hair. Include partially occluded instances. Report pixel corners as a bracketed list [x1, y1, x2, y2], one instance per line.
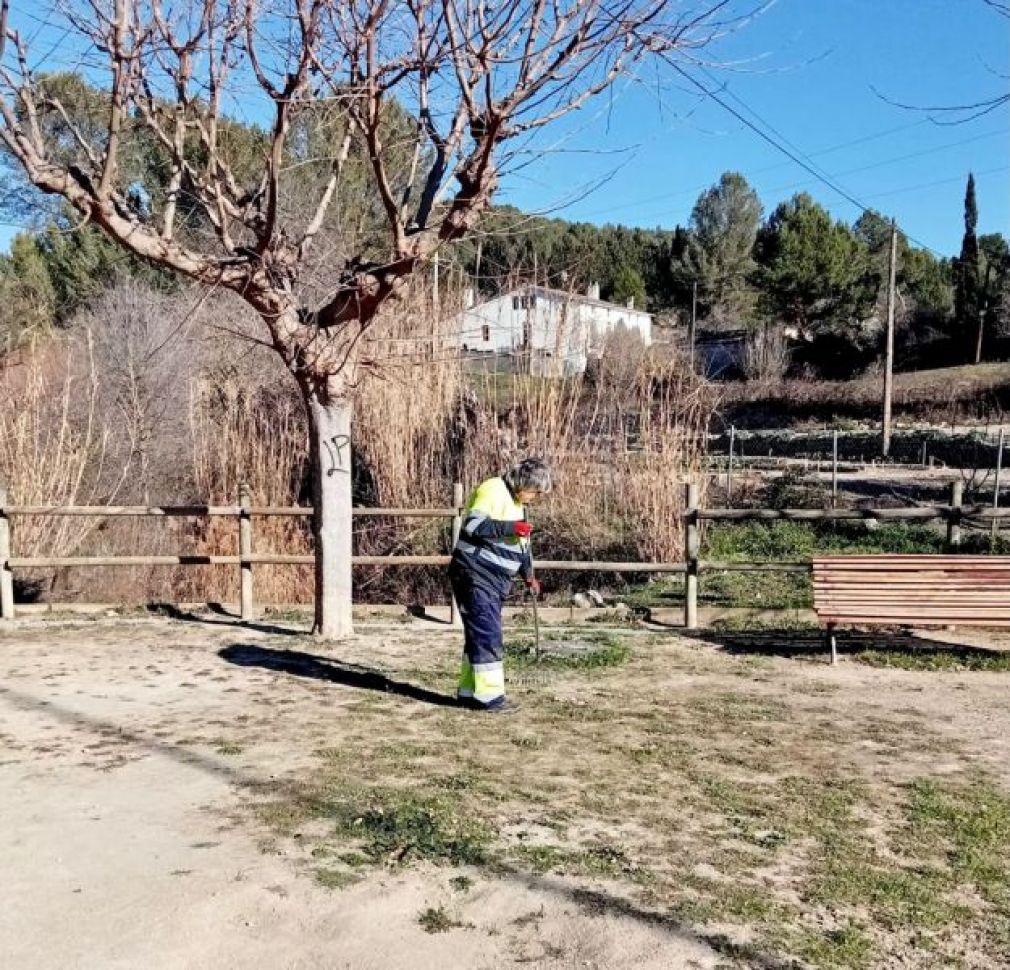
[504, 457, 552, 495]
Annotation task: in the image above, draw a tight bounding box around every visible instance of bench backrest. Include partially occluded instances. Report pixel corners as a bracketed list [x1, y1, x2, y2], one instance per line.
[812, 555, 1010, 627]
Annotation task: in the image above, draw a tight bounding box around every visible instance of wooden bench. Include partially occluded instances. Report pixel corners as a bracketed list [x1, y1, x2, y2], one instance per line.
[812, 555, 1010, 664]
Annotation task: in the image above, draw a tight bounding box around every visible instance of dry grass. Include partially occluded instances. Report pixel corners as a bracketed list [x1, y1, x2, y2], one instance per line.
[3, 283, 714, 607]
[0, 334, 126, 597]
[180, 377, 313, 604]
[723, 361, 1010, 429]
[464, 337, 713, 565]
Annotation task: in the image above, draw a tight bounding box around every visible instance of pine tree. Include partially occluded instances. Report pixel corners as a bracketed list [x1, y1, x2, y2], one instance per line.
[683, 172, 762, 325]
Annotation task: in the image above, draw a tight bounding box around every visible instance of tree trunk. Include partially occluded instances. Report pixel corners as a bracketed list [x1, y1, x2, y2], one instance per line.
[304, 379, 354, 639]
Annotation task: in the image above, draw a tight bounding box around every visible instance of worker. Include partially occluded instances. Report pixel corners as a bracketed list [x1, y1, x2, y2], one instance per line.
[450, 458, 552, 713]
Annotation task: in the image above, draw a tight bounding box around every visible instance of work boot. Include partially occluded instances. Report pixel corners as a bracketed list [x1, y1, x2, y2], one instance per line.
[481, 697, 519, 715]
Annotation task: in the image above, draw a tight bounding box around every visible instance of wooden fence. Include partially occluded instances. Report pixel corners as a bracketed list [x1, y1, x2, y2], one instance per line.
[4, 479, 1010, 626]
[0, 481, 686, 622]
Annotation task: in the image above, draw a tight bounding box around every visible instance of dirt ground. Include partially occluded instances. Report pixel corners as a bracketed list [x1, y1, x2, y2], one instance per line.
[4, 612, 1010, 969]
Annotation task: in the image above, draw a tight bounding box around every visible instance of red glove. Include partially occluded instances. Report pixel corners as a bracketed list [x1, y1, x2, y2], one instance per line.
[513, 521, 532, 538]
[526, 577, 542, 596]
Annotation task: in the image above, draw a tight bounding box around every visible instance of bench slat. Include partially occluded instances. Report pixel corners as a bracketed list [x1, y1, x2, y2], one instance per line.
[813, 555, 1010, 633]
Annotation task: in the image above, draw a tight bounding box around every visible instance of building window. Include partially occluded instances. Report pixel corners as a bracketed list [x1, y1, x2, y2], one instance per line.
[512, 296, 520, 310]
[482, 324, 490, 342]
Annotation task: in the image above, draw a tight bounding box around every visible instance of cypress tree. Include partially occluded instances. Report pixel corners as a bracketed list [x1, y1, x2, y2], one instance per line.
[955, 173, 981, 359]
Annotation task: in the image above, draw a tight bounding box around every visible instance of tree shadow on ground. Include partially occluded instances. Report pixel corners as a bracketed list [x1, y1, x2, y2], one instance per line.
[0, 680, 787, 966]
[693, 627, 1010, 666]
[506, 868, 792, 969]
[149, 603, 306, 637]
[218, 643, 461, 708]
[0, 683, 270, 791]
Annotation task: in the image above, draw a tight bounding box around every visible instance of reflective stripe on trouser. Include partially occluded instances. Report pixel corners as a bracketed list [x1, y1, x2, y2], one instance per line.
[457, 657, 505, 705]
[451, 574, 506, 707]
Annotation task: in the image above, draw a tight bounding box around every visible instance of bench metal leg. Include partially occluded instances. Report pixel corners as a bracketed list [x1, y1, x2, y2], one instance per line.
[826, 625, 838, 666]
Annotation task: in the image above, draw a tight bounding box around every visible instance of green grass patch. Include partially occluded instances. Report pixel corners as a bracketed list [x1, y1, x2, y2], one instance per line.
[211, 740, 244, 755]
[418, 905, 464, 933]
[700, 521, 946, 610]
[625, 521, 947, 610]
[322, 789, 491, 866]
[905, 777, 1010, 902]
[704, 520, 946, 561]
[505, 631, 630, 671]
[792, 923, 875, 970]
[512, 841, 637, 879]
[315, 867, 360, 890]
[852, 646, 1010, 672]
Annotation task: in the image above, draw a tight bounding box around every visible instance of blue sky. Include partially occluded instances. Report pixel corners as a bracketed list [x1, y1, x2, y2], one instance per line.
[501, 0, 1010, 256]
[1, 0, 1006, 257]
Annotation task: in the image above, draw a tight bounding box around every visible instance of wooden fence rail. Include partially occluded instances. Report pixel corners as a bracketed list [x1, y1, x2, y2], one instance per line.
[0, 482, 688, 621]
[3, 478, 1008, 625]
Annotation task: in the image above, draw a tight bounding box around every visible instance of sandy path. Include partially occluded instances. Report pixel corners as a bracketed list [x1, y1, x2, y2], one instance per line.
[0, 619, 718, 970]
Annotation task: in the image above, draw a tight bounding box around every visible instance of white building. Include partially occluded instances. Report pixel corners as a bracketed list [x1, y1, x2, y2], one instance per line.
[452, 283, 652, 376]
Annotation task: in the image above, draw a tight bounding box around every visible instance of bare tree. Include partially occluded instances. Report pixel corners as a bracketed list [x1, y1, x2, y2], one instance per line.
[84, 280, 197, 501]
[0, 0, 757, 636]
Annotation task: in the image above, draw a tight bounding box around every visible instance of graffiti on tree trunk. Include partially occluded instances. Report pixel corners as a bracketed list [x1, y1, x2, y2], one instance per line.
[323, 434, 351, 477]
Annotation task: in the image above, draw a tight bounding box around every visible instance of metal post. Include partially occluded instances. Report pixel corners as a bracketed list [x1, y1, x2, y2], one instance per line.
[831, 430, 839, 508]
[450, 481, 464, 628]
[921, 440, 927, 468]
[993, 428, 1005, 542]
[727, 425, 736, 504]
[0, 482, 13, 620]
[239, 483, 253, 620]
[684, 481, 699, 630]
[689, 281, 697, 369]
[882, 219, 898, 458]
[948, 480, 963, 550]
[827, 625, 838, 666]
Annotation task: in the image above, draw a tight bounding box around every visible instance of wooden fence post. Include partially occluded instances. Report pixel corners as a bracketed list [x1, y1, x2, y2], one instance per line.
[450, 482, 463, 628]
[684, 481, 699, 630]
[239, 483, 254, 620]
[727, 426, 736, 503]
[993, 428, 1005, 543]
[0, 482, 13, 620]
[947, 480, 963, 550]
[831, 430, 839, 508]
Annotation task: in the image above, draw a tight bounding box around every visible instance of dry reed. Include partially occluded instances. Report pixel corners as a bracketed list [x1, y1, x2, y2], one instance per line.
[0, 334, 126, 597]
[3, 283, 714, 606]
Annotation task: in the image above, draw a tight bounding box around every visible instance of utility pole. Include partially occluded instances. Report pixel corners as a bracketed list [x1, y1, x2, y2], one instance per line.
[882, 219, 898, 458]
[689, 281, 698, 369]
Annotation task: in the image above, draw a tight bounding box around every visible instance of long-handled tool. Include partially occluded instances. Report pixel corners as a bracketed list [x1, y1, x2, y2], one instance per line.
[521, 515, 541, 660]
[527, 565, 541, 661]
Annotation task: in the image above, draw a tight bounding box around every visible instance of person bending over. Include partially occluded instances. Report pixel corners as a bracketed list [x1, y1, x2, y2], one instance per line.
[449, 458, 552, 713]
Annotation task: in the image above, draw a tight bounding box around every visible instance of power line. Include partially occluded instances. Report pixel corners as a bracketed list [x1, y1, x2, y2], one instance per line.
[863, 164, 1010, 201]
[660, 56, 952, 259]
[579, 127, 1004, 223]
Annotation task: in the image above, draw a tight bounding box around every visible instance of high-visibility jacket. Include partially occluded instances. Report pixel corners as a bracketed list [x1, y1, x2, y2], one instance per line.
[451, 477, 532, 595]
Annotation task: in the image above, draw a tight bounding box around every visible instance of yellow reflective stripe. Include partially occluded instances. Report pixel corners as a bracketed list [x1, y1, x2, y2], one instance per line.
[457, 655, 476, 697]
[473, 661, 505, 704]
